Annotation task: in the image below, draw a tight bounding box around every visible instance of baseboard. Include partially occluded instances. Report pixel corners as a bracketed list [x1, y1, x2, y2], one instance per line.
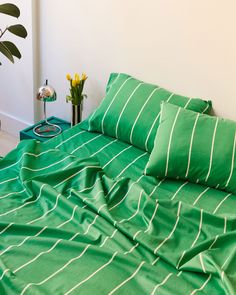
[0, 111, 31, 138]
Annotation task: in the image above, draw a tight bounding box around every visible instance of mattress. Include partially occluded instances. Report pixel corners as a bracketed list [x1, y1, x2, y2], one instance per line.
[0, 123, 235, 294]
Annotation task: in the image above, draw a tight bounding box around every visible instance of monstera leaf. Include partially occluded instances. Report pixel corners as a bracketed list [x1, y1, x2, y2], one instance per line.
[0, 3, 27, 65]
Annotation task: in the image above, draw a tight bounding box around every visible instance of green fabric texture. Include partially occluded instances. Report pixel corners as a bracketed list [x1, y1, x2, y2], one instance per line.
[0, 124, 236, 294]
[83, 73, 212, 152]
[145, 102, 236, 195]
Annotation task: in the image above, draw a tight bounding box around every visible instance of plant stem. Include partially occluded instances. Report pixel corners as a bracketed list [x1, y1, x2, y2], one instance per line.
[0, 27, 8, 39]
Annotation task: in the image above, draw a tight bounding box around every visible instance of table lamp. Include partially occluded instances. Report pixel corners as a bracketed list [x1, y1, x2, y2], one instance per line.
[33, 79, 62, 137]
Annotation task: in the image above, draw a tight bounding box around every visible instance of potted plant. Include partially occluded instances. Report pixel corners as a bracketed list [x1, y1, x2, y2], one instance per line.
[0, 3, 27, 65]
[66, 72, 88, 126]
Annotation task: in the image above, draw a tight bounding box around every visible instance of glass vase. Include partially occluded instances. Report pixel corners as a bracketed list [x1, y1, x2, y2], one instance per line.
[71, 103, 82, 127]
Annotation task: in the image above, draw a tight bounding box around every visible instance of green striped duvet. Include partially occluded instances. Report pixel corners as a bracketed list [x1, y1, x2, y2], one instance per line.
[0, 124, 235, 294]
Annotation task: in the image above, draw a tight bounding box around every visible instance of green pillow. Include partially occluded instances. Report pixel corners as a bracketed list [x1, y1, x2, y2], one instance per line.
[83, 73, 212, 152]
[145, 102, 236, 195]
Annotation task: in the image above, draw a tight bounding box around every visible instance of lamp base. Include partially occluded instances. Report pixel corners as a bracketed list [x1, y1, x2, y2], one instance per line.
[33, 120, 62, 138]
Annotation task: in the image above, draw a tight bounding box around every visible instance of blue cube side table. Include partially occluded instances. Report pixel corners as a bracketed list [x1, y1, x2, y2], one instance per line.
[20, 116, 71, 142]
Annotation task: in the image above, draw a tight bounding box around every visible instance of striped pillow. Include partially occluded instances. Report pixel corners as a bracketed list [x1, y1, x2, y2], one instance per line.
[145, 102, 236, 195]
[84, 73, 212, 152]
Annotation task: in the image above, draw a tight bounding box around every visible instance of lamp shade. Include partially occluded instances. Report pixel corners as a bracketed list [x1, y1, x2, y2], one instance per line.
[36, 83, 57, 102]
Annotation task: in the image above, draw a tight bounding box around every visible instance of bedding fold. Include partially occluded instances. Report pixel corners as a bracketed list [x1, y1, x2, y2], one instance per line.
[0, 139, 235, 294]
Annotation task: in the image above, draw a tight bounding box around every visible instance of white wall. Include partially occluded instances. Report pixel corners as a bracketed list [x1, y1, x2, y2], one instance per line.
[1, 0, 236, 136]
[38, 0, 236, 122]
[0, 0, 35, 135]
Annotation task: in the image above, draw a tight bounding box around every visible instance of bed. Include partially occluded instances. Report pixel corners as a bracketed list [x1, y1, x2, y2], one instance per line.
[0, 73, 235, 294]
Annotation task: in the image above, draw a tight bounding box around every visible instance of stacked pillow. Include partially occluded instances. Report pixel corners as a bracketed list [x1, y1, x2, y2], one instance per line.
[83, 72, 236, 195]
[145, 102, 236, 195]
[83, 73, 211, 152]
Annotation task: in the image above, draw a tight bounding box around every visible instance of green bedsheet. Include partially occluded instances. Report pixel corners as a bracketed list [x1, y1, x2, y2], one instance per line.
[0, 123, 235, 294]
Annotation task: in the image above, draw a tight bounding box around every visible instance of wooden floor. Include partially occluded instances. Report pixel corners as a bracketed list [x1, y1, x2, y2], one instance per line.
[0, 131, 19, 157]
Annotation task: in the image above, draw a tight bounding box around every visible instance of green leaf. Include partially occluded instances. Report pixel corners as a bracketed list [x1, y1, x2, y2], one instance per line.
[0, 42, 14, 63]
[66, 95, 73, 102]
[2, 41, 21, 59]
[8, 24, 27, 38]
[0, 3, 20, 18]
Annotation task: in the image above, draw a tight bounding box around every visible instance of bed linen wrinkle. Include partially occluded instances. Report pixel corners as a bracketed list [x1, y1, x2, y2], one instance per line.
[0, 125, 235, 294]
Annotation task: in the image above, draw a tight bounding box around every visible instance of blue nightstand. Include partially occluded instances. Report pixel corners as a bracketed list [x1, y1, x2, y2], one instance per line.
[20, 116, 71, 142]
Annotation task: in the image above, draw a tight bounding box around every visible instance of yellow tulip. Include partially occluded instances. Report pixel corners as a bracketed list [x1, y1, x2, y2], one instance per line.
[82, 73, 87, 81]
[66, 73, 71, 81]
[75, 73, 80, 85]
[72, 79, 77, 87]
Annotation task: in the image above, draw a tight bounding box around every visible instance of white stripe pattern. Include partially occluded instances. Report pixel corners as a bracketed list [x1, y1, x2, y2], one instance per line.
[0, 184, 46, 217]
[165, 107, 181, 176]
[144, 200, 159, 233]
[27, 193, 61, 225]
[71, 134, 103, 154]
[224, 216, 227, 234]
[177, 250, 186, 269]
[213, 193, 232, 214]
[0, 188, 26, 200]
[0, 207, 101, 281]
[221, 247, 234, 270]
[154, 202, 182, 254]
[15, 144, 135, 237]
[15, 239, 62, 274]
[1, 131, 101, 185]
[193, 187, 210, 206]
[225, 132, 236, 187]
[90, 139, 118, 157]
[100, 229, 118, 248]
[129, 87, 160, 144]
[21, 155, 72, 172]
[124, 242, 139, 255]
[144, 92, 174, 151]
[64, 251, 118, 295]
[177, 209, 203, 268]
[115, 83, 144, 138]
[209, 235, 219, 250]
[0, 149, 56, 173]
[191, 209, 203, 248]
[88, 73, 121, 131]
[149, 179, 165, 198]
[108, 261, 145, 295]
[1, 133, 100, 186]
[199, 253, 206, 273]
[202, 103, 210, 114]
[151, 273, 173, 295]
[171, 181, 188, 200]
[0, 130, 151, 289]
[183, 98, 192, 109]
[0, 223, 14, 235]
[101, 76, 133, 134]
[185, 113, 200, 178]
[205, 118, 219, 182]
[56, 205, 78, 229]
[118, 190, 143, 223]
[55, 130, 86, 148]
[109, 175, 144, 211]
[20, 245, 91, 295]
[102, 145, 132, 169]
[115, 152, 147, 179]
[190, 274, 212, 295]
[151, 256, 160, 266]
[0, 176, 18, 186]
[54, 165, 100, 188]
[0, 226, 47, 257]
[133, 230, 142, 241]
